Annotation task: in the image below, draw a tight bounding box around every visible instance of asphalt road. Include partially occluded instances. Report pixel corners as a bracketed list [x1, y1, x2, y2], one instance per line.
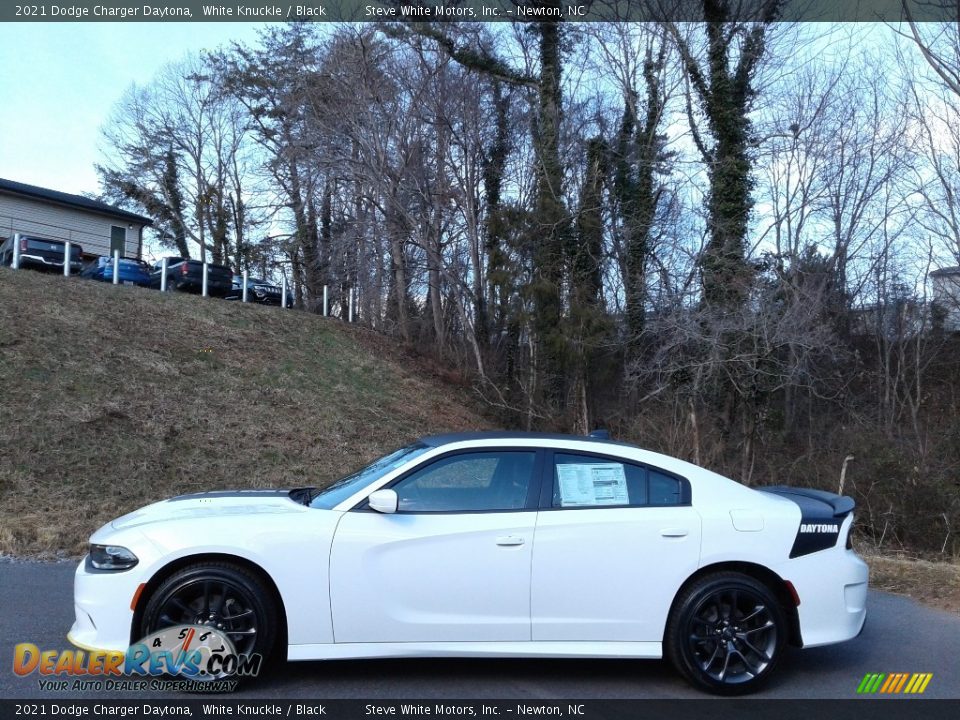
[1, 559, 958, 700]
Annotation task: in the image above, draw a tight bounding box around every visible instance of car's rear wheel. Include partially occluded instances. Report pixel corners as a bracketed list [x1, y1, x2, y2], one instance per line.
[665, 572, 786, 695]
[139, 562, 277, 676]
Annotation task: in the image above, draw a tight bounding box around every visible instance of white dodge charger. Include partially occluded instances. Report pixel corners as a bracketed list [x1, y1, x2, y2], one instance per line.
[69, 431, 868, 694]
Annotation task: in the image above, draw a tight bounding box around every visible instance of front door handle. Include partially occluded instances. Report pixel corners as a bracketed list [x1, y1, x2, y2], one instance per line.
[660, 528, 689, 537]
[496, 536, 525, 546]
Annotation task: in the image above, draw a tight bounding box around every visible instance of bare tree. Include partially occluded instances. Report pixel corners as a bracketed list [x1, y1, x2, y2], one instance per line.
[99, 56, 259, 269]
[902, 0, 960, 98]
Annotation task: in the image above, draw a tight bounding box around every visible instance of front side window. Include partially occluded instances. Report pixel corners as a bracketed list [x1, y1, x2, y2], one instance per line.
[551, 453, 686, 508]
[393, 451, 536, 513]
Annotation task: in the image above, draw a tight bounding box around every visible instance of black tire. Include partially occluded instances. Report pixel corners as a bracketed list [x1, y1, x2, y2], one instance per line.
[665, 572, 787, 695]
[139, 562, 278, 683]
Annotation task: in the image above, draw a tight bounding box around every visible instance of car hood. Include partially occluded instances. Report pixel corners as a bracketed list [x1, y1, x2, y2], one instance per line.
[110, 489, 306, 530]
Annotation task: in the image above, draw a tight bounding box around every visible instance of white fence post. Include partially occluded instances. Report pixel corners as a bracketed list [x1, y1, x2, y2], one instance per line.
[202, 262, 209, 297]
[12, 233, 21, 270]
[160, 257, 168, 292]
[323, 285, 328, 317]
[112, 249, 120, 285]
[242, 270, 248, 303]
[348, 288, 354, 323]
[281, 274, 288, 309]
[64, 241, 72, 277]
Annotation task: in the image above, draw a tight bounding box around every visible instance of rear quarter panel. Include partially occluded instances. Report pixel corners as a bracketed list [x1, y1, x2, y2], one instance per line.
[690, 472, 800, 568]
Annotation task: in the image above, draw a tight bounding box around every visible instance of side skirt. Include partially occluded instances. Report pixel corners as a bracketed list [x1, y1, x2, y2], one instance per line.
[287, 641, 663, 662]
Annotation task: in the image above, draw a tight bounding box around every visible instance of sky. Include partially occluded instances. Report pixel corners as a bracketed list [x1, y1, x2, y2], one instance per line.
[0, 22, 266, 196]
[0, 20, 892, 203]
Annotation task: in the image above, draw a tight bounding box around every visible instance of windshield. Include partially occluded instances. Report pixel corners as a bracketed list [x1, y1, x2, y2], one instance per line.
[309, 443, 429, 510]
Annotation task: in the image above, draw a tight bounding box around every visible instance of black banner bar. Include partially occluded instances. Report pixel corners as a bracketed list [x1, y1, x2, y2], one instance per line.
[1, 699, 959, 720]
[1, 0, 958, 24]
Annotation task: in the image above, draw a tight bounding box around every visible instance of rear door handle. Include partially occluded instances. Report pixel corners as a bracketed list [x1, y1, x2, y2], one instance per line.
[660, 528, 689, 538]
[496, 536, 525, 546]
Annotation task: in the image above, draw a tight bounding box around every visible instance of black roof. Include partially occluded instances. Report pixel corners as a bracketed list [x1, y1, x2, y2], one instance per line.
[420, 431, 637, 449]
[0, 177, 153, 226]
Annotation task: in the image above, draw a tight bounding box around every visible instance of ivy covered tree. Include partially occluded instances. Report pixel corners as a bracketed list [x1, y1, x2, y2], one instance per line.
[613, 41, 671, 351]
[666, 0, 784, 308]
[529, 14, 571, 413]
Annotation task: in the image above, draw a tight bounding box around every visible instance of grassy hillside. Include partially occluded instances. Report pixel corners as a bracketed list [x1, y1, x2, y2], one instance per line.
[0, 268, 489, 557]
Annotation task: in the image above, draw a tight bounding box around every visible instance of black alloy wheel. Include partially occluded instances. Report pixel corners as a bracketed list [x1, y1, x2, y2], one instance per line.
[140, 562, 277, 665]
[666, 572, 787, 695]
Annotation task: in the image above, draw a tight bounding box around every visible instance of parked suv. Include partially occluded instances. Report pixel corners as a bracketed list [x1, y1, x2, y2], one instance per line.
[148, 257, 234, 297]
[226, 275, 291, 306]
[0, 235, 83, 273]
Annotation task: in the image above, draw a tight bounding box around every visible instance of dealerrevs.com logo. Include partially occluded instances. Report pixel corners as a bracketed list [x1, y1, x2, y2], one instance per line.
[14, 626, 261, 692]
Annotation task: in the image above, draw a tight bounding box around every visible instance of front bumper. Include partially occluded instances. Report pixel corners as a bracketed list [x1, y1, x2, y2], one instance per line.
[68, 558, 142, 654]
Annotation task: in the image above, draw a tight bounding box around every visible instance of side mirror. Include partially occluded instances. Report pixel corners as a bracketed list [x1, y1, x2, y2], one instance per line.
[368, 489, 398, 514]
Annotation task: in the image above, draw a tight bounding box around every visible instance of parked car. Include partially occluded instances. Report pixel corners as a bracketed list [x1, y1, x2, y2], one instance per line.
[0, 235, 83, 273]
[69, 431, 867, 694]
[80, 256, 152, 286]
[148, 257, 233, 297]
[226, 275, 291, 307]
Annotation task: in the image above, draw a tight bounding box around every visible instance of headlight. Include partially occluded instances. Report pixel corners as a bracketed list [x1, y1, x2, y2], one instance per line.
[87, 544, 139, 572]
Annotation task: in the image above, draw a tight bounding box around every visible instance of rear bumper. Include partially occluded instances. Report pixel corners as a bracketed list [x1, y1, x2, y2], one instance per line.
[18, 254, 82, 272]
[775, 545, 868, 648]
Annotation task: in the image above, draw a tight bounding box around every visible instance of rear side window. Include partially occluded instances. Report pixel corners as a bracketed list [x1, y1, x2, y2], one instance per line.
[649, 470, 682, 506]
[551, 453, 688, 508]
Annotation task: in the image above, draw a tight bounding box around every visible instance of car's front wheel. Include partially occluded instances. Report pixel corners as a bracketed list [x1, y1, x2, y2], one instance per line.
[665, 572, 787, 695]
[139, 562, 278, 676]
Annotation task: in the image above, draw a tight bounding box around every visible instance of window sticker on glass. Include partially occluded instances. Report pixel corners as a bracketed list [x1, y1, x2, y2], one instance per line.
[556, 463, 628, 506]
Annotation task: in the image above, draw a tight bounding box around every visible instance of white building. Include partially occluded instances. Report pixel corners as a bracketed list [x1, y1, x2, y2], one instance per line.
[0, 177, 152, 260]
[930, 266, 960, 333]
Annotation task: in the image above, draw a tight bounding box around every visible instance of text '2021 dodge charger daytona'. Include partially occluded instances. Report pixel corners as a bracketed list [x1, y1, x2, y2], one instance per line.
[69, 432, 868, 694]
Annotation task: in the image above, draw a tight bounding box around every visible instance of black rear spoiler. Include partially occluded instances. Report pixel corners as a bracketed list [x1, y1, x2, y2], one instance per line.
[760, 486, 855, 517]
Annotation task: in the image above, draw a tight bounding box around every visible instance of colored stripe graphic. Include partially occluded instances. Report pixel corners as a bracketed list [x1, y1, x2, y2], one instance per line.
[894, 674, 909, 693]
[857, 673, 932, 694]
